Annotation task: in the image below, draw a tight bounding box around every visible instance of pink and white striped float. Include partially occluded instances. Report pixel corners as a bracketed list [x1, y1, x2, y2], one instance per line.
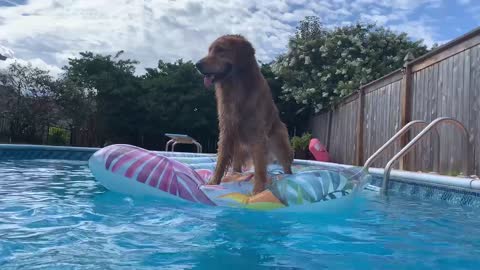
[89, 144, 368, 211]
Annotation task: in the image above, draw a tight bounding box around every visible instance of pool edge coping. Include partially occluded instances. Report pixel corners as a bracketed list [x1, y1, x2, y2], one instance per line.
[293, 159, 480, 194]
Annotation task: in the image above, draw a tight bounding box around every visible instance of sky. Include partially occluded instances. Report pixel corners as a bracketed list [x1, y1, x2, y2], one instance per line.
[0, 0, 479, 76]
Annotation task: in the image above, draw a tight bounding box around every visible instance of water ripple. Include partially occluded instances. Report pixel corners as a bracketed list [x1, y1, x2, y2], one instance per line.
[1, 160, 480, 269]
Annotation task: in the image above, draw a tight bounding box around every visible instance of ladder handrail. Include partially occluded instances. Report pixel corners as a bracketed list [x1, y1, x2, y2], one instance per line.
[363, 120, 440, 172]
[165, 139, 174, 151]
[382, 117, 472, 195]
[165, 138, 203, 153]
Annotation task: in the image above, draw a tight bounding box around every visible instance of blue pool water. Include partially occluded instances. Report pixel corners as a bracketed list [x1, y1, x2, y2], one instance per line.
[1, 159, 480, 269]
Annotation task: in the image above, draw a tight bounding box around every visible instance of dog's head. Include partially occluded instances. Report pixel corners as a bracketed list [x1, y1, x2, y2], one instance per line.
[195, 35, 256, 88]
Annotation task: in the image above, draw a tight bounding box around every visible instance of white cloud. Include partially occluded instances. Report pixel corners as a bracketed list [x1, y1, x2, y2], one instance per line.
[0, 57, 63, 77]
[0, 0, 297, 74]
[0, 44, 14, 58]
[0, 0, 467, 75]
[359, 14, 392, 25]
[390, 20, 438, 48]
[353, 0, 441, 10]
[0, 43, 62, 77]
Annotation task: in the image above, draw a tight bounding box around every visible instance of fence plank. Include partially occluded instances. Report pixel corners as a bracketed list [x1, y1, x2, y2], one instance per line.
[455, 53, 467, 174]
[419, 67, 428, 170]
[431, 63, 439, 170]
[386, 83, 393, 163]
[355, 89, 365, 165]
[424, 65, 431, 169]
[410, 71, 419, 169]
[393, 80, 402, 159]
[470, 46, 480, 175]
[311, 112, 330, 145]
[437, 57, 448, 172]
[427, 65, 436, 170]
[444, 56, 454, 173]
[463, 48, 472, 174]
[400, 62, 413, 169]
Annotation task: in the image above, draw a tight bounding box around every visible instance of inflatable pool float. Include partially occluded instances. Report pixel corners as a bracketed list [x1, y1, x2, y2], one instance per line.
[89, 144, 369, 211]
[309, 138, 330, 162]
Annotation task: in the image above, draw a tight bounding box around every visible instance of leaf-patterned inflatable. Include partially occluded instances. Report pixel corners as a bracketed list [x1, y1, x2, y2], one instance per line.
[89, 144, 369, 211]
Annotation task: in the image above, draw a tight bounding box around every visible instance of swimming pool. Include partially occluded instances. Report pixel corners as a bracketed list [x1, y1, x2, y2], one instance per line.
[1, 145, 480, 269]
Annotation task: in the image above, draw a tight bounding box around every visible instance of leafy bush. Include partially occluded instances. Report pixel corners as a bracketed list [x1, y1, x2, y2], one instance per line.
[273, 16, 429, 113]
[291, 132, 312, 151]
[48, 127, 70, 145]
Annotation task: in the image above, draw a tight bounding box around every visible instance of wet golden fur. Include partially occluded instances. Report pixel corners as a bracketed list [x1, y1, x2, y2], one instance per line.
[196, 34, 293, 194]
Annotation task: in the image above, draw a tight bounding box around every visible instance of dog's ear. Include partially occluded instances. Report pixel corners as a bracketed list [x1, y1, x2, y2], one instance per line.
[243, 41, 255, 56]
[238, 36, 255, 56]
[235, 38, 256, 68]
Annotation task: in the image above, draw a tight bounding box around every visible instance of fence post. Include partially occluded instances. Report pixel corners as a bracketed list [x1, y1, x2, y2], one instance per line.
[355, 88, 365, 166]
[399, 52, 415, 170]
[326, 109, 333, 151]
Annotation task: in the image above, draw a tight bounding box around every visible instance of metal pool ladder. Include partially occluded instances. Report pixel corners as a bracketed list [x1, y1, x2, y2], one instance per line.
[363, 117, 473, 195]
[363, 120, 440, 172]
[164, 133, 203, 153]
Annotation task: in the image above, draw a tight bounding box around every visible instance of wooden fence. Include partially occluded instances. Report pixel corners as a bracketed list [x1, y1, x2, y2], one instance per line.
[0, 114, 10, 143]
[310, 26, 480, 175]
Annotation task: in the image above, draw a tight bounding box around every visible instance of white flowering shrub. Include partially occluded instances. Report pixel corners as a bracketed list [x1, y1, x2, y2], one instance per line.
[273, 16, 429, 112]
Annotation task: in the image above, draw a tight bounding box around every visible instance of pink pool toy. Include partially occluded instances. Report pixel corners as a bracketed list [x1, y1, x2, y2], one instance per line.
[309, 138, 330, 162]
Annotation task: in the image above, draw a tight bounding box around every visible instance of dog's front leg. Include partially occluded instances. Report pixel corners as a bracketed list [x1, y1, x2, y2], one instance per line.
[209, 135, 234, 185]
[251, 139, 268, 195]
[232, 142, 247, 173]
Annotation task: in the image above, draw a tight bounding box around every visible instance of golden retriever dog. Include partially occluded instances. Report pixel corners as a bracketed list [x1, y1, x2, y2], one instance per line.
[195, 34, 293, 194]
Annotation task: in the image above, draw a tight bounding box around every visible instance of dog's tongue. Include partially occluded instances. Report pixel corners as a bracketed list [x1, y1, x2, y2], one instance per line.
[203, 75, 214, 88]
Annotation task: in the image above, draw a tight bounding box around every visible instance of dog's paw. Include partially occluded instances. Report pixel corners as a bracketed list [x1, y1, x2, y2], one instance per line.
[207, 177, 222, 185]
[252, 182, 267, 195]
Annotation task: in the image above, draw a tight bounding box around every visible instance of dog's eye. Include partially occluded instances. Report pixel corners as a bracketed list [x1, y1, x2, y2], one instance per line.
[216, 47, 226, 53]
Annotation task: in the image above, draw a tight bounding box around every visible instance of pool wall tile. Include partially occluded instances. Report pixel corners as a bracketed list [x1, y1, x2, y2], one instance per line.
[370, 176, 480, 207]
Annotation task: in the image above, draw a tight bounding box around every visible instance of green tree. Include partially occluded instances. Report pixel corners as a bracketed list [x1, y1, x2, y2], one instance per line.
[0, 62, 58, 143]
[260, 62, 309, 136]
[140, 60, 218, 151]
[273, 16, 429, 112]
[61, 53, 219, 150]
[54, 77, 97, 145]
[62, 51, 143, 145]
